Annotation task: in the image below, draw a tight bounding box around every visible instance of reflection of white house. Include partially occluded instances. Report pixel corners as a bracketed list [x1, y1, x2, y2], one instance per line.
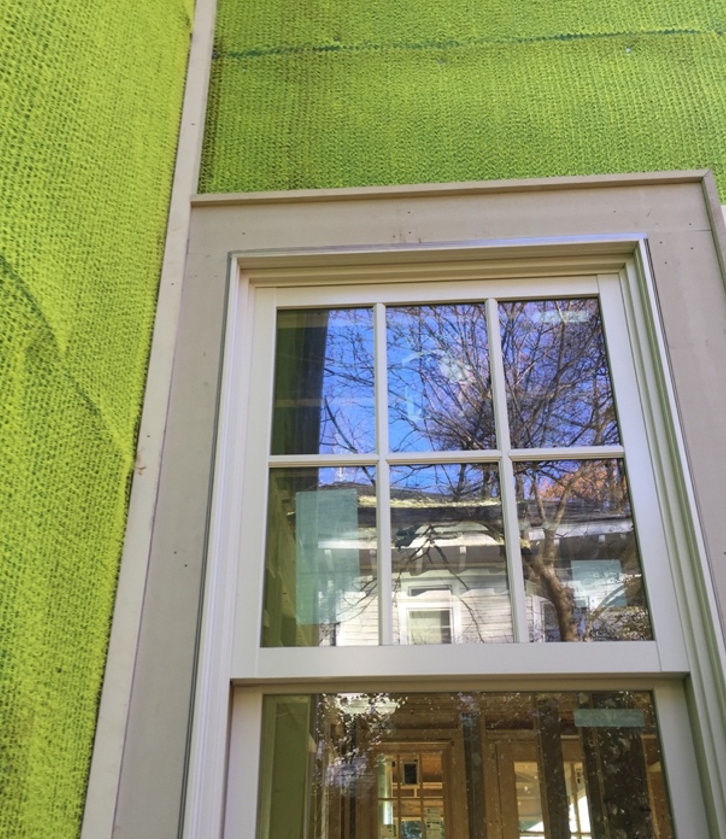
[312, 488, 641, 647]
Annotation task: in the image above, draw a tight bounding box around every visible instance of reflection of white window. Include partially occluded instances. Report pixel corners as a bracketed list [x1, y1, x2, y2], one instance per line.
[184, 237, 720, 839]
[407, 607, 453, 645]
[407, 609, 452, 645]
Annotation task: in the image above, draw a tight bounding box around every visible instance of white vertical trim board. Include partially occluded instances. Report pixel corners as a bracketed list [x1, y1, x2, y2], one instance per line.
[181, 265, 250, 839]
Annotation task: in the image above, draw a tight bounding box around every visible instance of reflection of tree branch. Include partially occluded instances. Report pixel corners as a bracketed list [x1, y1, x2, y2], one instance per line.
[394, 524, 502, 644]
[323, 397, 376, 485]
[525, 470, 579, 642]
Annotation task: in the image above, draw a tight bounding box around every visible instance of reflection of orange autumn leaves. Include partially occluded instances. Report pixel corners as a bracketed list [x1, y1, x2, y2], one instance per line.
[533, 460, 629, 510]
[276, 298, 649, 645]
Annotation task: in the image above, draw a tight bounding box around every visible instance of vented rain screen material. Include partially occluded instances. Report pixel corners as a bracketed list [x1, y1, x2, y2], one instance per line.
[201, 0, 726, 194]
[0, 2, 192, 837]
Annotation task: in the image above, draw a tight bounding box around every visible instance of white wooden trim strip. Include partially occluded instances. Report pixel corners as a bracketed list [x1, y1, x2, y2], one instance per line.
[225, 690, 264, 839]
[507, 445, 624, 460]
[486, 297, 529, 644]
[375, 303, 393, 644]
[653, 682, 711, 838]
[191, 172, 709, 206]
[234, 641, 666, 682]
[622, 245, 726, 828]
[182, 266, 249, 839]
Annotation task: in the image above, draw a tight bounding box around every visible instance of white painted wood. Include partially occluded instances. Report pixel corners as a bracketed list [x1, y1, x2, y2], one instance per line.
[620, 244, 726, 830]
[182, 267, 256, 839]
[232, 288, 278, 675]
[225, 690, 264, 839]
[598, 274, 688, 670]
[507, 445, 624, 460]
[375, 302, 393, 644]
[269, 453, 379, 467]
[653, 682, 711, 838]
[234, 641, 665, 682]
[268, 447, 626, 467]
[191, 172, 709, 207]
[486, 297, 528, 644]
[268, 275, 599, 303]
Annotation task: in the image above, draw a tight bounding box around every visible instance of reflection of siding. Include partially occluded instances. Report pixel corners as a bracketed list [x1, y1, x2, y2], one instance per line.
[336, 568, 514, 646]
[336, 590, 380, 646]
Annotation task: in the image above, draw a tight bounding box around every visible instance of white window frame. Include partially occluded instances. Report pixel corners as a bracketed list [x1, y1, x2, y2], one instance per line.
[183, 236, 726, 839]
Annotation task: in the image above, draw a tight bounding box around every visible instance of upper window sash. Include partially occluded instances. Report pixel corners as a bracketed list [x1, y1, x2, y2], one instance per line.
[231, 274, 687, 679]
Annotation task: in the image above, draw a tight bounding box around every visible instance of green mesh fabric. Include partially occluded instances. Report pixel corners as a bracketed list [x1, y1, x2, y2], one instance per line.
[0, 2, 192, 837]
[200, 0, 726, 194]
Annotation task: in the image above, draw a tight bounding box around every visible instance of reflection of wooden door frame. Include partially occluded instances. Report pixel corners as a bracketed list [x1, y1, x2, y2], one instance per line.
[484, 733, 585, 839]
[361, 730, 469, 839]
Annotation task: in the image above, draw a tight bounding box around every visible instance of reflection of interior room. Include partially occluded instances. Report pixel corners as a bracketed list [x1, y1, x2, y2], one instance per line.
[257, 692, 672, 839]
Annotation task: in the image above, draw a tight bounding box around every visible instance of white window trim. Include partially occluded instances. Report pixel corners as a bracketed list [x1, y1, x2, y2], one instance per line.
[183, 235, 726, 839]
[234, 273, 683, 674]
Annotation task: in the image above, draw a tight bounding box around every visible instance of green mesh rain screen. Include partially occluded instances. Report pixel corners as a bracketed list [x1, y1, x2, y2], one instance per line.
[201, 0, 726, 194]
[0, 2, 192, 837]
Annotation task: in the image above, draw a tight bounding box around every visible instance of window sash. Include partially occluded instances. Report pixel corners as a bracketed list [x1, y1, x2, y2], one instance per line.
[232, 274, 687, 678]
[224, 681, 709, 839]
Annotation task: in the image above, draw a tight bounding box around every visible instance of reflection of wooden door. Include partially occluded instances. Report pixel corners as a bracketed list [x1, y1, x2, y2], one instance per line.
[484, 735, 672, 839]
[366, 736, 469, 839]
[484, 737, 591, 839]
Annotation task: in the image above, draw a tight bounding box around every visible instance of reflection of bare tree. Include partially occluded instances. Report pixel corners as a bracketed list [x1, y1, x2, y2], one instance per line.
[292, 691, 670, 839]
[500, 300, 619, 449]
[387, 300, 646, 642]
[517, 460, 650, 642]
[388, 304, 494, 451]
[390, 463, 508, 643]
[272, 299, 649, 644]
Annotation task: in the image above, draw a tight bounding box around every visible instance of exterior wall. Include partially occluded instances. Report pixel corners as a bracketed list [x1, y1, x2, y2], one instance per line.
[113, 174, 726, 838]
[0, 2, 193, 837]
[5, 1, 726, 838]
[201, 0, 726, 194]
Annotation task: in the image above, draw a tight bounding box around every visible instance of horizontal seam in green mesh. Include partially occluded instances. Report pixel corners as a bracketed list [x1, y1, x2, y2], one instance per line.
[218, 26, 714, 59]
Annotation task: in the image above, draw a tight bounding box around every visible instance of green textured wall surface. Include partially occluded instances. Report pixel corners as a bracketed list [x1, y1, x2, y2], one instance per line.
[201, 0, 726, 194]
[0, 2, 192, 837]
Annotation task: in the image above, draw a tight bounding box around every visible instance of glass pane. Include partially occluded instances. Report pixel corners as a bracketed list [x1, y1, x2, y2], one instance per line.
[262, 467, 377, 646]
[387, 304, 495, 452]
[499, 299, 620, 449]
[255, 691, 673, 839]
[272, 308, 375, 455]
[390, 464, 512, 644]
[514, 761, 544, 835]
[514, 459, 652, 642]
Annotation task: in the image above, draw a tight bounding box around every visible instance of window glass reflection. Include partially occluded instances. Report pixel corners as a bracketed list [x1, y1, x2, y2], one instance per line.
[262, 467, 377, 646]
[272, 308, 375, 455]
[256, 691, 673, 839]
[514, 459, 651, 642]
[499, 299, 620, 449]
[388, 304, 494, 452]
[390, 464, 511, 644]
